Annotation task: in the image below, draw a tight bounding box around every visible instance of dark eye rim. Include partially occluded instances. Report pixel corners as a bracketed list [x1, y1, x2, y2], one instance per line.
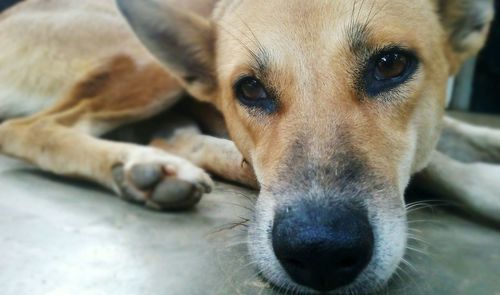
[233, 76, 278, 114]
[363, 47, 419, 97]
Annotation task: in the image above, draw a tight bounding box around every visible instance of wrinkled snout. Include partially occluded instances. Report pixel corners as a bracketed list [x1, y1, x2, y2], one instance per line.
[272, 202, 374, 292]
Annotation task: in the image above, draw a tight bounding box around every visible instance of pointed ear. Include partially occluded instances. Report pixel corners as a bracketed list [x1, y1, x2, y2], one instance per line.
[437, 0, 495, 74]
[116, 0, 216, 100]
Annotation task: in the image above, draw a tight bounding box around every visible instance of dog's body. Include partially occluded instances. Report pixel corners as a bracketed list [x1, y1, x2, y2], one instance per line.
[0, 0, 498, 293]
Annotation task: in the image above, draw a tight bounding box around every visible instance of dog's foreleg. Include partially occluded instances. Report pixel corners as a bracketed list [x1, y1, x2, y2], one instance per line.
[437, 116, 500, 163]
[152, 131, 258, 189]
[414, 151, 500, 224]
[0, 61, 213, 210]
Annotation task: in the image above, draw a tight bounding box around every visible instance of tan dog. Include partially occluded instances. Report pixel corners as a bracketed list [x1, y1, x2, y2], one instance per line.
[0, 0, 497, 293]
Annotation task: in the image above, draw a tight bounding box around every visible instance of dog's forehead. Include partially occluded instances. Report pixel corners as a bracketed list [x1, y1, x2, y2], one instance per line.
[215, 0, 442, 80]
[216, 0, 437, 26]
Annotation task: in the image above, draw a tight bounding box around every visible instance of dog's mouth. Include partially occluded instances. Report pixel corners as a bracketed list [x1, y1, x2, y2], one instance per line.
[247, 187, 407, 295]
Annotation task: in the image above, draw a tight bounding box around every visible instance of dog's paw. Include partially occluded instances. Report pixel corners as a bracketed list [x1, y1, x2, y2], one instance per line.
[112, 147, 213, 210]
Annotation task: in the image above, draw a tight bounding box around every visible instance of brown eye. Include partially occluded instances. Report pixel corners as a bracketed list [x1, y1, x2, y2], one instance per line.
[363, 48, 417, 97]
[374, 53, 408, 80]
[237, 77, 268, 101]
[234, 77, 277, 113]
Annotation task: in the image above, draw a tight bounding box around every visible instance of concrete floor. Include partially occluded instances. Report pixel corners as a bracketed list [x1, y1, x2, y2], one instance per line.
[1, 114, 500, 294]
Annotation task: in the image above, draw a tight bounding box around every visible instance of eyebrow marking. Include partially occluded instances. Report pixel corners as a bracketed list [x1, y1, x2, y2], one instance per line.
[217, 20, 271, 76]
[345, 23, 372, 55]
[237, 17, 270, 72]
[249, 50, 271, 77]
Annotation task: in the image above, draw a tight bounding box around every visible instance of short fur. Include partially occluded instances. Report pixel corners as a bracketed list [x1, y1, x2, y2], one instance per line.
[0, 0, 497, 294]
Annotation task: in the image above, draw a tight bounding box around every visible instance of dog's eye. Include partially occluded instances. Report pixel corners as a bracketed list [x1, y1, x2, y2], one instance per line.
[237, 77, 267, 101]
[364, 49, 418, 97]
[374, 53, 408, 80]
[234, 77, 277, 113]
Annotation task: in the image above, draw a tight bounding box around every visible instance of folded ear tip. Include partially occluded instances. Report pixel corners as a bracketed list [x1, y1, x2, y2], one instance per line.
[116, 0, 152, 17]
[115, 0, 133, 17]
[115, 0, 128, 10]
[117, 0, 151, 29]
[116, 0, 166, 24]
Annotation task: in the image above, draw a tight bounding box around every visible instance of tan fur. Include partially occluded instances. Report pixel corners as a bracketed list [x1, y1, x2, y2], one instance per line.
[0, 0, 496, 293]
[209, 0, 448, 193]
[0, 0, 213, 208]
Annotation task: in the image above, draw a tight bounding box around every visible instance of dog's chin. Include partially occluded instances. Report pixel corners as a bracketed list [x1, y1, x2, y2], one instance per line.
[247, 192, 408, 295]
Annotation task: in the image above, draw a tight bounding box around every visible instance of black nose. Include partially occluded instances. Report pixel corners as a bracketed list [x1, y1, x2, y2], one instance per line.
[272, 203, 374, 292]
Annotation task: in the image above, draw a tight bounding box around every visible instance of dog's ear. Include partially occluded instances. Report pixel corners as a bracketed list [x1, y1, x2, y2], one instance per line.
[116, 0, 216, 101]
[437, 0, 495, 74]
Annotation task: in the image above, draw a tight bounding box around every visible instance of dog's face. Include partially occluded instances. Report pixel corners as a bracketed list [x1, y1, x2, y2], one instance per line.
[118, 0, 493, 293]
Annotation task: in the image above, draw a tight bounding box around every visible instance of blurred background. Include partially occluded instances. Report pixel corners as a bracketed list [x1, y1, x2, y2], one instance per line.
[452, 0, 500, 113]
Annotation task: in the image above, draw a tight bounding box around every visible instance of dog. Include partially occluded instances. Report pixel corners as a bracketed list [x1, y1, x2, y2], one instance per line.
[0, 0, 498, 293]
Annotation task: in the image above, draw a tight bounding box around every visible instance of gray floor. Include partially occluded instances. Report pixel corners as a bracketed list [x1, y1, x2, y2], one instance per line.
[1, 121, 500, 294]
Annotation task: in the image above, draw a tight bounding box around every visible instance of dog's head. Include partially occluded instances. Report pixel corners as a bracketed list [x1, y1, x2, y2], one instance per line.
[117, 0, 494, 293]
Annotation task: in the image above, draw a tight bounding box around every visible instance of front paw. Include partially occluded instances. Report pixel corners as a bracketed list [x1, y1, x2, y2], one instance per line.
[112, 147, 213, 210]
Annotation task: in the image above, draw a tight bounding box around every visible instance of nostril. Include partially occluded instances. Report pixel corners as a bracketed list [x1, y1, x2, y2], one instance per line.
[284, 258, 307, 270]
[337, 255, 361, 270]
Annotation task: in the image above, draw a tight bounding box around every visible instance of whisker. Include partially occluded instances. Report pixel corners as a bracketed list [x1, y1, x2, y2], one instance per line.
[400, 257, 419, 274]
[406, 245, 428, 257]
[396, 264, 424, 295]
[405, 199, 454, 215]
[215, 200, 254, 211]
[407, 235, 431, 246]
[223, 240, 249, 249]
[406, 219, 443, 225]
[213, 219, 251, 233]
[238, 17, 269, 64]
[407, 227, 423, 233]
